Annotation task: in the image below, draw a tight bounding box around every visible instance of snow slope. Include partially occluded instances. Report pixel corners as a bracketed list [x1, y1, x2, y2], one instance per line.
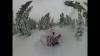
[13, 26, 87, 56]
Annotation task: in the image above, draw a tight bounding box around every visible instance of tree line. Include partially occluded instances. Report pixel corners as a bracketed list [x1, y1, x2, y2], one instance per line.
[13, 0, 88, 38]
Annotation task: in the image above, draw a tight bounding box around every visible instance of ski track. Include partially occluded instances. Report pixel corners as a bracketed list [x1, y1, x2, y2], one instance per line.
[13, 26, 87, 56]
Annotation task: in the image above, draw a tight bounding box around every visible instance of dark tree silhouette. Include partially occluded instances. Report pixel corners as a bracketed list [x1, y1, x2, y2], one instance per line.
[64, 1, 86, 12]
[38, 12, 51, 30]
[15, 0, 33, 36]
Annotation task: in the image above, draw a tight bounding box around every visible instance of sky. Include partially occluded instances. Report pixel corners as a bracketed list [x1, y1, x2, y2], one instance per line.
[13, 0, 87, 22]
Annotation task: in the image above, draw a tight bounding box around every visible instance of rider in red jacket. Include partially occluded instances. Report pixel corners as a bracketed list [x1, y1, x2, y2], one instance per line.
[47, 32, 55, 46]
[52, 34, 62, 46]
[47, 32, 62, 47]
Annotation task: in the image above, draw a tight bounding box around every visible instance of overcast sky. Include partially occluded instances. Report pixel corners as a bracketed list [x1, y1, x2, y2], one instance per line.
[13, 0, 87, 22]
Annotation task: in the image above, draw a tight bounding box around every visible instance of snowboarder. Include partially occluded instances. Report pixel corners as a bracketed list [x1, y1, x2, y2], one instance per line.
[47, 32, 62, 47]
[52, 34, 62, 46]
[47, 32, 56, 47]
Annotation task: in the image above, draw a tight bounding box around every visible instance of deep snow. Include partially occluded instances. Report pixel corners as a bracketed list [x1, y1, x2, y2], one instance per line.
[13, 26, 87, 56]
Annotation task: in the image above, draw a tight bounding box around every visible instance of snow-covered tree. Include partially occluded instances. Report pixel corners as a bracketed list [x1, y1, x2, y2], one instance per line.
[28, 18, 36, 30]
[77, 13, 84, 26]
[15, 0, 32, 21]
[59, 13, 68, 26]
[38, 12, 51, 30]
[75, 27, 84, 40]
[15, 0, 33, 36]
[59, 13, 64, 24]
[64, 1, 87, 40]
[65, 14, 72, 25]
[59, 13, 73, 27]
[83, 11, 88, 26]
[83, 2, 88, 26]
[64, 1, 86, 12]
[75, 13, 84, 39]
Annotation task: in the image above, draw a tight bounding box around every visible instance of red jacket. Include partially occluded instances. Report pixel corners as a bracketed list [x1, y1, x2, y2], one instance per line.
[47, 35, 54, 40]
[55, 34, 61, 40]
[47, 34, 61, 41]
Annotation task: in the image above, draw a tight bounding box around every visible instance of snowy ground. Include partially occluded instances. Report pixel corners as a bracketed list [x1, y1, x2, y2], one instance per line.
[13, 26, 87, 56]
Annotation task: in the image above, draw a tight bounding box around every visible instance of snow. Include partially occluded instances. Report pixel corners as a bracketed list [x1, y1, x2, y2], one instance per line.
[13, 26, 87, 56]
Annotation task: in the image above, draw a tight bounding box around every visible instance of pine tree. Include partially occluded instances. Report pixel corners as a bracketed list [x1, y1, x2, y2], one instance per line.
[38, 12, 51, 30]
[59, 13, 73, 27]
[15, 0, 33, 36]
[64, 1, 85, 12]
[59, 13, 67, 26]
[65, 14, 72, 25]
[64, 1, 87, 40]
[28, 18, 36, 30]
[83, 11, 88, 26]
[77, 12, 84, 26]
[75, 13, 84, 39]
[83, 2, 88, 26]
[59, 13, 64, 24]
[15, 0, 32, 22]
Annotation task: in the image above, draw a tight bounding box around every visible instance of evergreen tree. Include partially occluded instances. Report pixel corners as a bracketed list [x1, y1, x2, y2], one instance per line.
[75, 13, 84, 39]
[59, 13, 73, 27]
[83, 11, 88, 26]
[15, 0, 33, 36]
[38, 12, 51, 30]
[75, 27, 84, 40]
[64, 1, 87, 40]
[22, 6, 33, 20]
[28, 18, 36, 30]
[15, 0, 32, 22]
[59, 13, 68, 26]
[64, 1, 85, 12]
[65, 14, 72, 25]
[77, 12, 84, 26]
[59, 13, 64, 24]
[83, 2, 88, 26]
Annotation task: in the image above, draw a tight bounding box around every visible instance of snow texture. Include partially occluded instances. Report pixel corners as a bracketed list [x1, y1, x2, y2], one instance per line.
[13, 26, 87, 56]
